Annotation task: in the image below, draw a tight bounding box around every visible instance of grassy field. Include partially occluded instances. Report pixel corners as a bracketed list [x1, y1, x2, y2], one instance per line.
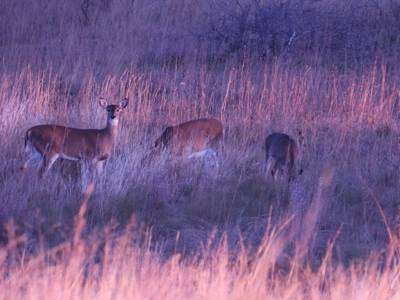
[1, 0, 400, 298]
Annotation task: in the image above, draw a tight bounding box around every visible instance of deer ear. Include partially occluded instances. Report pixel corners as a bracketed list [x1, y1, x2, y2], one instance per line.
[120, 98, 128, 109]
[99, 98, 108, 109]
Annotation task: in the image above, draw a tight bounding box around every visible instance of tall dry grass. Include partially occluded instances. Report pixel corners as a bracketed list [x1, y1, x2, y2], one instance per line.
[1, 58, 400, 298]
[2, 201, 400, 299]
[1, 0, 400, 298]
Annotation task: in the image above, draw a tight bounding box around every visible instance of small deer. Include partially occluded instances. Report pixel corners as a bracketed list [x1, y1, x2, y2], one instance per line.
[22, 98, 128, 178]
[265, 132, 302, 181]
[148, 118, 223, 167]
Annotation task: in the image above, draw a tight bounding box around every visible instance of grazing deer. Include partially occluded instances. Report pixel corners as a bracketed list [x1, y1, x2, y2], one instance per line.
[22, 98, 128, 178]
[265, 132, 302, 181]
[149, 118, 224, 167]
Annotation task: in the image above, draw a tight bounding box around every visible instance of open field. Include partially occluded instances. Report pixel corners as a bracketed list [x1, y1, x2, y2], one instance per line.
[1, 0, 400, 298]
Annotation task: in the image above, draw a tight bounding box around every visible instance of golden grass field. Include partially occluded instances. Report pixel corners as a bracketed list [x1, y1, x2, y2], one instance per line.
[1, 0, 400, 299]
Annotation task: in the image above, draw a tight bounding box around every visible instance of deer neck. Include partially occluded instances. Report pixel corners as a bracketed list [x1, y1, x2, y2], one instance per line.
[103, 119, 119, 141]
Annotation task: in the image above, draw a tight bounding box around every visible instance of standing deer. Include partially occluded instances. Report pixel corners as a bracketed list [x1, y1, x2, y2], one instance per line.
[148, 118, 223, 167]
[22, 98, 128, 178]
[265, 132, 302, 181]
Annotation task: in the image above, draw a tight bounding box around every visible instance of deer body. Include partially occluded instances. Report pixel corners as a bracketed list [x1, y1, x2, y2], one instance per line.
[23, 98, 128, 177]
[265, 132, 299, 181]
[152, 118, 223, 166]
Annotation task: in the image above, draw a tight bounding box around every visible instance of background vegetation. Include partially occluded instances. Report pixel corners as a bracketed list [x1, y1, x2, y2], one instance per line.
[1, 0, 400, 298]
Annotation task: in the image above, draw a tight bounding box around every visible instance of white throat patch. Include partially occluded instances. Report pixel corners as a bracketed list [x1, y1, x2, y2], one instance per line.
[109, 119, 119, 126]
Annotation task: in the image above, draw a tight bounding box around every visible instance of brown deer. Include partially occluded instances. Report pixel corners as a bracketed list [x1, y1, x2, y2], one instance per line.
[22, 98, 128, 178]
[265, 132, 302, 181]
[149, 118, 223, 167]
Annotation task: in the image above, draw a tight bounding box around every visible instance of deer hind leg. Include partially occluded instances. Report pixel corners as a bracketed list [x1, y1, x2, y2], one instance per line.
[204, 148, 219, 169]
[95, 160, 105, 176]
[38, 151, 59, 177]
[204, 149, 220, 178]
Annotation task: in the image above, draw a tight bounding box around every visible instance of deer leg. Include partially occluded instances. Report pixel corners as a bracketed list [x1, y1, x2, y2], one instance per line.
[205, 149, 219, 169]
[38, 151, 59, 177]
[95, 160, 105, 177]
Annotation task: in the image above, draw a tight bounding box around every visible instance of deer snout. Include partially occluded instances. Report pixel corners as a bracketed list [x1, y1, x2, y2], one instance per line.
[110, 116, 116, 119]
